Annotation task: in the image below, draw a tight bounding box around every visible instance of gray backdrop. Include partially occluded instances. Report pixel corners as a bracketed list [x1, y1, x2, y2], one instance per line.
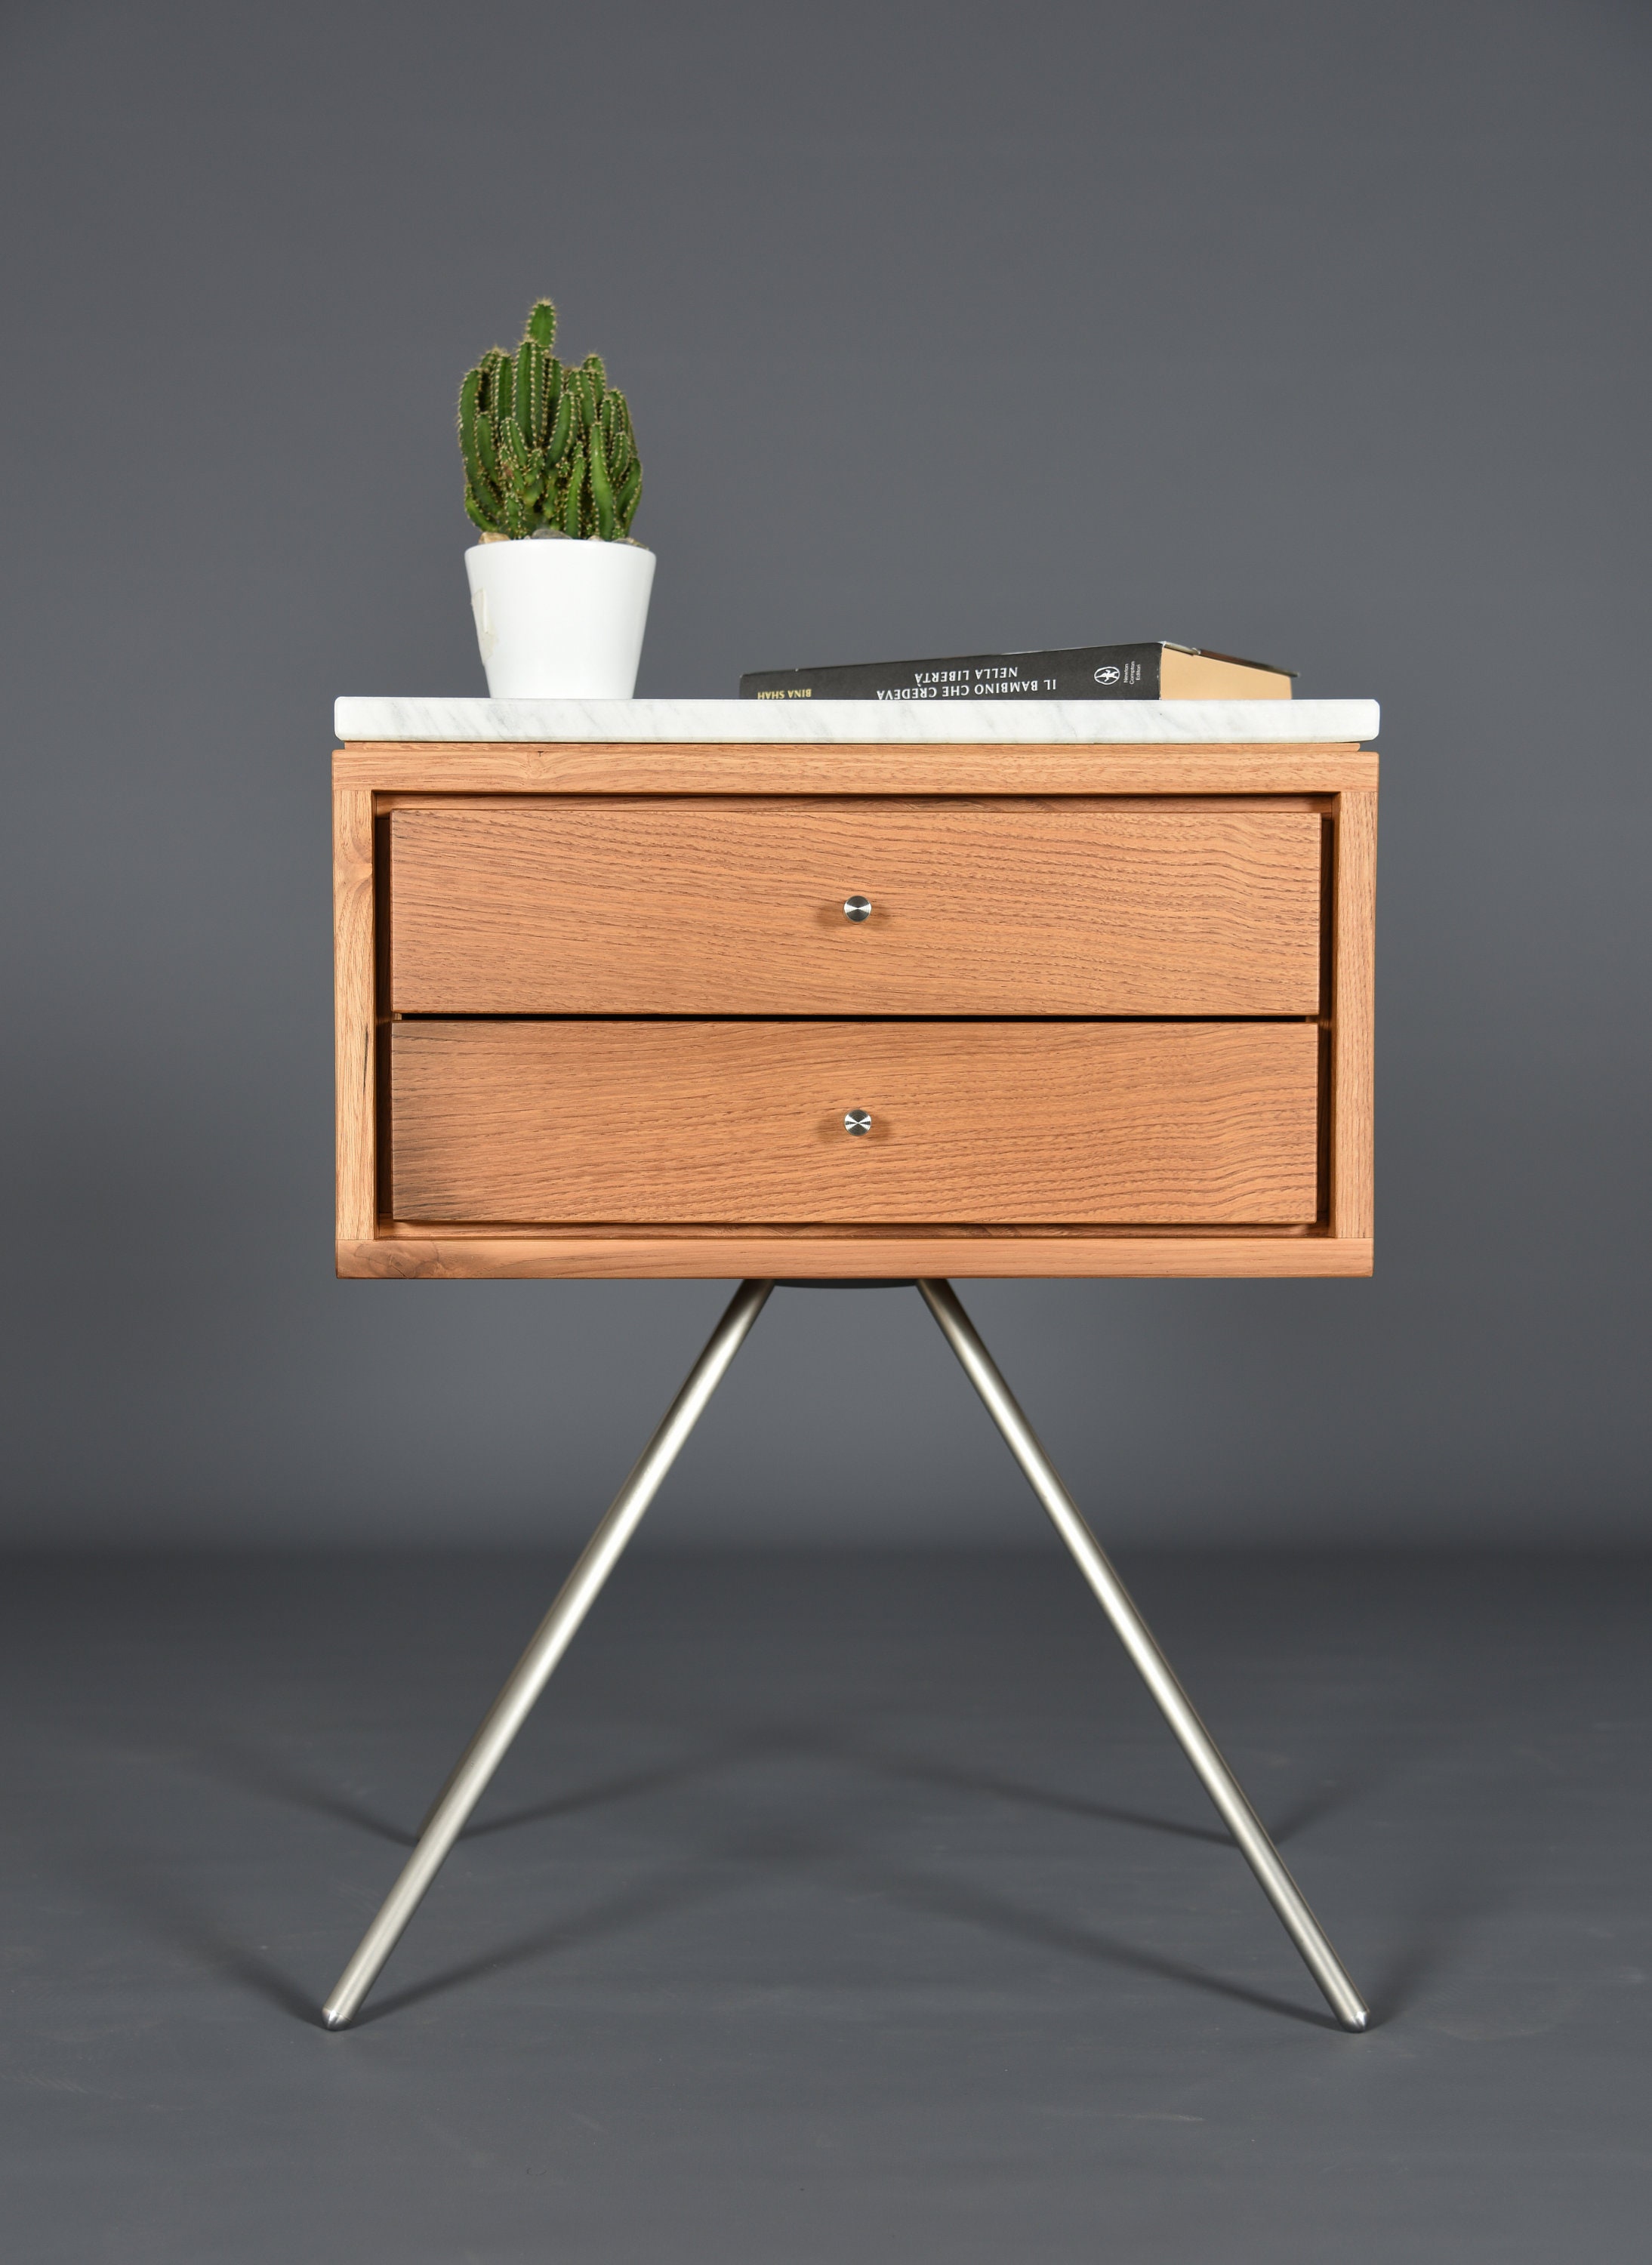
[1, 0, 1646, 1549]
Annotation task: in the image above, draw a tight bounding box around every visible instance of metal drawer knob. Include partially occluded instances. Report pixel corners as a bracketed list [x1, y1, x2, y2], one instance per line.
[843, 894, 871, 923]
[843, 1109, 872, 1136]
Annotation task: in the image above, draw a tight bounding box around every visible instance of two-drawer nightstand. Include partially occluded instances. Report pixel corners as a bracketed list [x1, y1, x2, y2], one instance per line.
[325, 696, 1379, 2032]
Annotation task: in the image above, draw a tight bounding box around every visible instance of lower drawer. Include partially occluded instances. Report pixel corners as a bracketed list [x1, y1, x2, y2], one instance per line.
[389, 1020, 1321, 1225]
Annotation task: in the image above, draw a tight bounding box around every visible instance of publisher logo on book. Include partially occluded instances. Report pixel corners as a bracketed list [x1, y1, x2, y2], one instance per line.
[1094, 665, 1120, 684]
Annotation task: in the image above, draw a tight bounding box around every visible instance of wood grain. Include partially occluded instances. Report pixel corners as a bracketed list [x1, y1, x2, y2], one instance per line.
[337, 1231, 1373, 1280]
[1329, 789, 1377, 1238]
[389, 1019, 1321, 1226]
[334, 744, 1376, 1280]
[335, 741, 1378, 797]
[388, 799, 1324, 1017]
[333, 787, 376, 1243]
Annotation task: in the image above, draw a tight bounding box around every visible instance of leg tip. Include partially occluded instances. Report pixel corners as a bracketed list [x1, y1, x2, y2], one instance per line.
[321, 2003, 353, 2031]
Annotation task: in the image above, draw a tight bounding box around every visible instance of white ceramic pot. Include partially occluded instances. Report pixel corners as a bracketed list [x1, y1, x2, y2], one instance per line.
[464, 537, 655, 698]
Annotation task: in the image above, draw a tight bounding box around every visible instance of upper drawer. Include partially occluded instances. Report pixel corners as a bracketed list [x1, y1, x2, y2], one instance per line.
[387, 797, 1323, 1015]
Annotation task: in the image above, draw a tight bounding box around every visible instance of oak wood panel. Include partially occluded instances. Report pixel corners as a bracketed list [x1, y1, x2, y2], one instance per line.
[389, 1019, 1321, 1225]
[336, 741, 1379, 797]
[1330, 789, 1377, 1239]
[375, 1218, 1316, 1239]
[388, 799, 1324, 1017]
[338, 1231, 1373, 1280]
[333, 787, 376, 1240]
[382, 792, 1330, 813]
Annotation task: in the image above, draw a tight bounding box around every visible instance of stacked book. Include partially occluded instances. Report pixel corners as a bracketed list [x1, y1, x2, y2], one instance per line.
[740, 642, 1294, 703]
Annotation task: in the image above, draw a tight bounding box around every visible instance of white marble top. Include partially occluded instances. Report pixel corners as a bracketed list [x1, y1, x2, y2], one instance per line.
[334, 696, 1378, 744]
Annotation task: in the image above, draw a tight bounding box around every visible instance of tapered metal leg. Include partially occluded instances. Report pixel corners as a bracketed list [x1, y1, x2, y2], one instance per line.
[917, 1279, 1369, 2032]
[322, 1278, 774, 2029]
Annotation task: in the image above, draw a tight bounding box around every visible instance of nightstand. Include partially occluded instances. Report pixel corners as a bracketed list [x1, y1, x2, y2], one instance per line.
[325, 697, 1378, 2032]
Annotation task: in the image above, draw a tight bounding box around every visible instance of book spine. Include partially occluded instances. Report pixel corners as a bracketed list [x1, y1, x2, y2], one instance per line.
[740, 645, 1164, 701]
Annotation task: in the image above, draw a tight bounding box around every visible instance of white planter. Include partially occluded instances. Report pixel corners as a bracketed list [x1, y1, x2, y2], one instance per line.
[464, 538, 655, 698]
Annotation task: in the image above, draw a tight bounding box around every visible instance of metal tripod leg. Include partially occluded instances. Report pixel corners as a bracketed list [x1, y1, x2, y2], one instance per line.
[917, 1279, 1369, 2032]
[322, 1278, 774, 2029]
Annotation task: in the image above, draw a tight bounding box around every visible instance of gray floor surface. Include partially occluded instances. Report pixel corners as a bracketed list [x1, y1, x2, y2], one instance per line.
[3, 1545, 1648, 2263]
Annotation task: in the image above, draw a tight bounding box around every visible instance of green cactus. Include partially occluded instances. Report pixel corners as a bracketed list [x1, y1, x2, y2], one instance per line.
[457, 297, 642, 541]
[562, 446, 586, 538]
[588, 421, 617, 540]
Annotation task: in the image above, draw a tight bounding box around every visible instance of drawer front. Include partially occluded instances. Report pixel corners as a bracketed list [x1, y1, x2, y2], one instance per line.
[390, 1020, 1322, 1225]
[389, 799, 1323, 1016]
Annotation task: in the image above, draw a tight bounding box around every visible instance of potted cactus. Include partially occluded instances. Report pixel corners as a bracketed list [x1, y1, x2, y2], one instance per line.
[458, 297, 654, 698]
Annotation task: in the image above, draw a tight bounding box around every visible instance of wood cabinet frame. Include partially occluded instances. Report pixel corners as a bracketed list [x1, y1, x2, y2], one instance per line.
[334, 741, 1376, 1279]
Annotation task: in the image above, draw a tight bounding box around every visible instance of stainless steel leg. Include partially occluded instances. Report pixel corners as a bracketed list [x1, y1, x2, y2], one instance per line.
[917, 1278, 1369, 2032]
[322, 1278, 774, 2029]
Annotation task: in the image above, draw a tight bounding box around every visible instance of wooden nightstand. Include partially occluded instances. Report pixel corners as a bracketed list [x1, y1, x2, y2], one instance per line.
[325, 702, 1378, 2034]
[334, 730, 1373, 1279]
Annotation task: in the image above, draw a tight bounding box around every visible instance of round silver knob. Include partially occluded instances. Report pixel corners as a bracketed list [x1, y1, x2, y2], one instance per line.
[843, 1109, 872, 1136]
[843, 894, 871, 923]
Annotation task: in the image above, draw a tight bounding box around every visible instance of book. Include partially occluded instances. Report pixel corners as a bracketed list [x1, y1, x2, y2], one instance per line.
[740, 642, 1296, 702]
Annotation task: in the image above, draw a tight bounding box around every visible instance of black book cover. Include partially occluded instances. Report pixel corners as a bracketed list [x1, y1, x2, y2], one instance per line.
[741, 643, 1165, 701]
[739, 642, 1290, 701]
